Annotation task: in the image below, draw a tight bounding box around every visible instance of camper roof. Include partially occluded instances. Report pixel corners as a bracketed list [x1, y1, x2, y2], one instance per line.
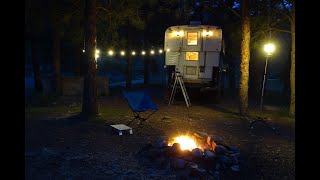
[165, 25, 221, 32]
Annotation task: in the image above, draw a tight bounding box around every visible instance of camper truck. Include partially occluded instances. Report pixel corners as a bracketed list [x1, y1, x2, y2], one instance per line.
[164, 23, 224, 95]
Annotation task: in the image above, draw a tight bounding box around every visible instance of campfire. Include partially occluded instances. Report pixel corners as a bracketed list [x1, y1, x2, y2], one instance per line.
[168, 135, 198, 151]
[137, 132, 241, 178]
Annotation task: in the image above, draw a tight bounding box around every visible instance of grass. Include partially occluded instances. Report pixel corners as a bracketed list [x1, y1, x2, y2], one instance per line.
[25, 105, 82, 119]
[25, 103, 130, 124]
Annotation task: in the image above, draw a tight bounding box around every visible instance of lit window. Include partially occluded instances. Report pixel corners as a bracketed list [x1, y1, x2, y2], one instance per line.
[187, 33, 198, 45]
[186, 52, 199, 61]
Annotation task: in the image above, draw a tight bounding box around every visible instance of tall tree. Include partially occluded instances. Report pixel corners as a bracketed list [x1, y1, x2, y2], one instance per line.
[239, 0, 250, 116]
[82, 0, 98, 118]
[49, 0, 62, 95]
[26, 0, 45, 93]
[268, 0, 295, 117]
[289, 4, 295, 117]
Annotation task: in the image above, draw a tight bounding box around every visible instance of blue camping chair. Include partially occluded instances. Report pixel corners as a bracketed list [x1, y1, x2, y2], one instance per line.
[122, 90, 159, 130]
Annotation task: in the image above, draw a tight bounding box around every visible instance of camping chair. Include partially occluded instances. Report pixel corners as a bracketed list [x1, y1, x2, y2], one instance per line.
[122, 90, 159, 131]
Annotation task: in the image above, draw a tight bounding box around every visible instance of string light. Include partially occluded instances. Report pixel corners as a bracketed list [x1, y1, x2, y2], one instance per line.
[108, 50, 114, 56]
[87, 47, 166, 57]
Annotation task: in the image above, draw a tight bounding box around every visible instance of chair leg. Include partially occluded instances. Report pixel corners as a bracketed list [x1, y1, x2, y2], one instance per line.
[127, 118, 136, 126]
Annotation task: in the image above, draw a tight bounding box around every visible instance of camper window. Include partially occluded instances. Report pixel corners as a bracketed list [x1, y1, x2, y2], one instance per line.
[187, 33, 198, 45]
[186, 52, 198, 61]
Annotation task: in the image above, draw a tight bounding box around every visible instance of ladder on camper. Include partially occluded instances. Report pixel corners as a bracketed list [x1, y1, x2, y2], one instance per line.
[168, 72, 191, 107]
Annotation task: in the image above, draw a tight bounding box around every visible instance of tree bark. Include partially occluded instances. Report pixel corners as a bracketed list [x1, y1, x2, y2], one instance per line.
[289, 12, 295, 117]
[82, 0, 98, 118]
[239, 0, 250, 116]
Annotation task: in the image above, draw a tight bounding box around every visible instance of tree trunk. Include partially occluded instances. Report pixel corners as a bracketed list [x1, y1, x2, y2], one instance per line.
[239, 0, 250, 116]
[289, 14, 295, 117]
[52, 27, 62, 95]
[82, 0, 98, 118]
[31, 40, 43, 93]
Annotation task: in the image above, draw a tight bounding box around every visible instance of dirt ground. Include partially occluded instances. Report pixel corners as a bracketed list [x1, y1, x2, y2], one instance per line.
[25, 87, 295, 179]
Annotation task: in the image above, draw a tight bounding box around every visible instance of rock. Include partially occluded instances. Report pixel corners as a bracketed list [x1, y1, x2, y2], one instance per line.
[218, 155, 232, 166]
[214, 145, 228, 155]
[191, 148, 203, 160]
[207, 135, 224, 146]
[161, 146, 172, 157]
[230, 165, 240, 172]
[189, 164, 207, 177]
[145, 148, 162, 158]
[154, 141, 168, 148]
[177, 150, 192, 161]
[154, 156, 167, 167]
[204, 149, 217, 160]
[194, 132, 208, 139]
[171, 158, 188, 169]
[229, 146, 240, 153]
[229, 154, 238, 165]
[234, 152, 240, 159]
[170, 143, 181, 155]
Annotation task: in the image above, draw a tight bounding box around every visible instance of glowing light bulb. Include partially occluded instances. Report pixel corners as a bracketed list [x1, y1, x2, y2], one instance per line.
[108, 50, 114, 56]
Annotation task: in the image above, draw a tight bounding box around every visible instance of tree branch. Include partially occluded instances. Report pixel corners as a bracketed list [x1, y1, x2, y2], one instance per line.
[268, 27, 291, 34]
[218, 0, 241, 18]
[97, 6, 109, 13]
[272, 7, 293, 25]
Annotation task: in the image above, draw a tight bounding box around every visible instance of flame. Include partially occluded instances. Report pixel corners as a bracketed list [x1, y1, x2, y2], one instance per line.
[169, 135, 198, 151]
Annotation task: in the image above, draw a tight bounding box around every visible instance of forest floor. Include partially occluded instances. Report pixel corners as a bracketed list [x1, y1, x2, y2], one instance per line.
[25, 86, 295, 180]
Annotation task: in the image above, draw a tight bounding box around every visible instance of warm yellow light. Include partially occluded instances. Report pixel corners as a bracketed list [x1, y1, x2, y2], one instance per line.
[175, 31, 184, 37]
[96, 49, 100, 54]
[169, 136, 198, 151]
[166, 48, 170, 52]
[108, 50, 114, 56]
[95, 54, 99, 59]
[203, 30, 213, 37]
[159, 49, 163, 54]
[150, 50, 155, 55]
[141, 51, 146, 55]
[120, 51, 125, 56]
[264, 43, 275, 55]
[131, 51, 136, 55]
[82, 49, 85, 53]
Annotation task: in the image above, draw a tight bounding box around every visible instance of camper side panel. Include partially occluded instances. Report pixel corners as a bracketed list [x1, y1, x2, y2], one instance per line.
[203, 28, 222, 52]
